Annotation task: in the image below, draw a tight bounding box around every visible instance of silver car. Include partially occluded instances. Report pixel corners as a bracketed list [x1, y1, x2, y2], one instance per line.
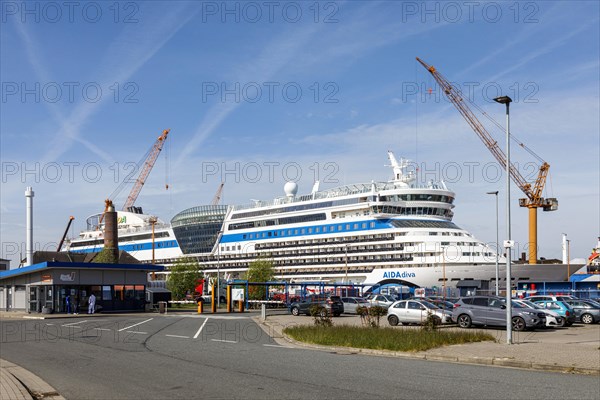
[513, 299, 563, 327]
[341, 297, 371, 314]
[452, 296, 545, 331]
[365, 294, 396, 309]
[387, 299, 452, 326]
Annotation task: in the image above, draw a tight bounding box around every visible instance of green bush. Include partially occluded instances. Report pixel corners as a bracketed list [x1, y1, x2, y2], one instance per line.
[309, 304, 333, 327]
[357, 305, 387, 328]
[421, 311, 441, 332]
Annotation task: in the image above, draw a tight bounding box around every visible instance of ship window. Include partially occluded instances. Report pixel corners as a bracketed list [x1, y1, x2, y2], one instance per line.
[338, 225, 343, 231]
[315, 227, 320, 233]
[268, 232, 272, 237]
[370, 222, 375, 228]
[308, 228, 313, 233]
[346, 224, 350, 230]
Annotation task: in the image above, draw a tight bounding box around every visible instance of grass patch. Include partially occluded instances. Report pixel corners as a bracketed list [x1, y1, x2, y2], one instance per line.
[283, 325, 495, 352]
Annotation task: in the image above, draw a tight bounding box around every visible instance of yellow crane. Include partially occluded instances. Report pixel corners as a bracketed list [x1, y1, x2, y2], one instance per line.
[416, 57, 558, 264]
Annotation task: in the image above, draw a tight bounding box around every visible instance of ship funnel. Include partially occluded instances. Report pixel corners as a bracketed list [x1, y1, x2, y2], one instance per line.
[562, 233, 568, 264]
[25, 187, 34, 267]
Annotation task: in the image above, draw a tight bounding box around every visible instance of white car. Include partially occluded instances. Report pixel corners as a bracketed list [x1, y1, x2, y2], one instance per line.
[387, 299, 452, 326]
[365, 294, 397, 309]
[513, 299, 563, 327]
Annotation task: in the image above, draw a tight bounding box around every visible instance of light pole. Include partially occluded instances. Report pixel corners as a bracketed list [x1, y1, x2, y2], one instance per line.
[494, 95, 513, 345]
[486, 191, 499, 296]
[566, 239, 571, 279]
[217, 230, 223, 307]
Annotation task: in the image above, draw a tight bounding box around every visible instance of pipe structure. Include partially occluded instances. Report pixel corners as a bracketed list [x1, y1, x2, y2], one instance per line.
[25, 187, 34, 266]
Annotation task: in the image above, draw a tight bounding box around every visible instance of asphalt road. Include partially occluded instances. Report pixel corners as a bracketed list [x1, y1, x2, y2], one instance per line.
[1, 315, 598, 400]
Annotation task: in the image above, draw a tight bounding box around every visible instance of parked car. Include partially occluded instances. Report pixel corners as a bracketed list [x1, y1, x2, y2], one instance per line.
[513, 299, 563, 327]
[341, 297, 371, 314]
[529, 300, 576, 326]
[526, 295, 578, 303]
[427, 299, 455, 311]
[365, 294, 396, 309]
[452, 296, 545, 331]
[564, 300, 600, 324]
[387, 299, 452, 326]
[289, 295, 344, 317]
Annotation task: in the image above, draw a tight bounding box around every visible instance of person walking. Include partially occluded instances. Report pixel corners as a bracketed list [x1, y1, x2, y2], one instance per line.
[88, 293, 96, 314]
[66, 295, 71, 314]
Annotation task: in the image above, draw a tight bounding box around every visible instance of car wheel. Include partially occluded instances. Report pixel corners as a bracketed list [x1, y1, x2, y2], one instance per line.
[512, 317, 526, 331]
[319, 308, 327, 318]
[581, 313, 594, 324]
[291, 306, 300, 316]
[558, 318, 567, 327]
[457, 314, 472, 328]
[388, 315, 399, 326]
[333, 313, 341, 317]
[432, 316, 442, 325]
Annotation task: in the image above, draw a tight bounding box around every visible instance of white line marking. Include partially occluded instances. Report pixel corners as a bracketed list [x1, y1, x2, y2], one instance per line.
[62, 320, 88, 326]
[118, 318, 153, 332]
[211, 339, 237, 343]
[94, 328, 111, 331]
[193, 318, 209, 339]
[166, 334, 190, 339]
[45, 323, 54, 326]
[126, 331, 147, 334]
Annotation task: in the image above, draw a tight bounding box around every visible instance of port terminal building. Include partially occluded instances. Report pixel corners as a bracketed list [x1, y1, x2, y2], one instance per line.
[0, 251, 163, 313]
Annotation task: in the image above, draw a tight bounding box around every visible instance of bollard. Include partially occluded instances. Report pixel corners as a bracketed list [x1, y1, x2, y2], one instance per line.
[197, 299, 203, 314]
[238, 299, 244, 313]
[261, 303, 266, 321]
[211, 285, 216, 313]
[226, 285, 232, 313]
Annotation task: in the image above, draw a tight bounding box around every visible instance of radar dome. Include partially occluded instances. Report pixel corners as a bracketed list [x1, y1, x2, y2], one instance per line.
[284, 181, 298, 197]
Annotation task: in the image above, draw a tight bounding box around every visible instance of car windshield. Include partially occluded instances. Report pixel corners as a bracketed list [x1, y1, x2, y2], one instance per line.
[356, 298, 369, 304]
[585, 299, 600, 308]
[383, 295, 396, 302]
[419, 300, 439, 309]
[519, 300, 540, 309]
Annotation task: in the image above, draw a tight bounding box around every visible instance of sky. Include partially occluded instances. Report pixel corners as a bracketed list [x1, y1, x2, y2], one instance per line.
[1, 0, 599, 268]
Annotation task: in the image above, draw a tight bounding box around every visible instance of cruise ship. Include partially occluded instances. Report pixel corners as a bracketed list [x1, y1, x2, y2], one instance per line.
[67, 152, 569, 290]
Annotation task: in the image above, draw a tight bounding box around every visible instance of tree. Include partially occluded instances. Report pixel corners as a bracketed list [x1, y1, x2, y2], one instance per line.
[245, 257, 275, 300]
[167, 257, 203, 300]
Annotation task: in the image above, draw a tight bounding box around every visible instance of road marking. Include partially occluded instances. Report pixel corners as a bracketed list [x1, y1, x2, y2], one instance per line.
[193, 318, 209, 339]
[45, 323, 54, 326]
[166, 334, 190, 339]
[94, 328, 111, 331]
[263, 344, 294, 349]
[118, 318, 153, 332]
[211, 339, 237, 343]
[61, 320, 88, 326]
[126, 331, 147, 334]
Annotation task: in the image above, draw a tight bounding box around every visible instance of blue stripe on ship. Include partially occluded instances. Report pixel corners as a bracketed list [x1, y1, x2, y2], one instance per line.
[220, 218, 392, 244]
[71, 240, 179, 254]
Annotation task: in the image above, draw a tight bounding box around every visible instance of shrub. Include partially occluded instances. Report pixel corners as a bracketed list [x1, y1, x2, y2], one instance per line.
[357, 305, 387, 328]
[421, 310, 441, 332]
[309, 304, 333, 327]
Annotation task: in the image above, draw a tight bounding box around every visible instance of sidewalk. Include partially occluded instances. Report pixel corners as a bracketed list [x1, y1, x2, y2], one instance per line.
[258, 313, 600, 375]
[0, 359, 64, 400]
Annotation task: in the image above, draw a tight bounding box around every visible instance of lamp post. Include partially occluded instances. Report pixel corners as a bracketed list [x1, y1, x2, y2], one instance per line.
[486, 191, 499, 296]
[494, 95, 513, 345]
[217, 230, 223, 307]
[566, 239, 571, 279]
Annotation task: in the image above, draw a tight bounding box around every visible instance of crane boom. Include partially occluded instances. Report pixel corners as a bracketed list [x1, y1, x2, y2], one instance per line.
[416, 57, 557, 264]
[211, 183, 224, 205]
[122, 129, 170, 211]
[57, 216, 75, 252]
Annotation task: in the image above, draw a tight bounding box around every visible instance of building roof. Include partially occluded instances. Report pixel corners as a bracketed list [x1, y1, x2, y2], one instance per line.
[30, 250, 141, 265]
[0, 261, 164, 281]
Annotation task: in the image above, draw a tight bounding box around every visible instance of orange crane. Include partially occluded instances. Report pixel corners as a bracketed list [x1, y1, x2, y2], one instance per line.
[211, 182, 224, 205]
[416, 57, 558, 264]
[57, 216, 75, 251]
[123, 129, 170, 211]
[99, 129, 170, 224]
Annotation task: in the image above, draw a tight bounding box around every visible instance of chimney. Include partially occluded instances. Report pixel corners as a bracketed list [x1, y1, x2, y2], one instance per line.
[103, 201, 119, 262]
[562, 233, 568, 264]
[25, 187, 34, 266]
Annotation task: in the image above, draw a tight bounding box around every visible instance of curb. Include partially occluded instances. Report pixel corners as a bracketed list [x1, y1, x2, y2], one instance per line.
[256, 318, 600, 376]
[1, 359, 65, 400]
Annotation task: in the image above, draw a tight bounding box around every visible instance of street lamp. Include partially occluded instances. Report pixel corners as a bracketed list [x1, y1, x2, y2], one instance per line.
[216, 230, 223, 307]
[486, 191, 499, 296]
[494, 95, 513, 345]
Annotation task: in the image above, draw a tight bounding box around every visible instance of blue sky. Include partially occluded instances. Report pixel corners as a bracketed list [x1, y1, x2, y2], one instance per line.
[1, 1, 598, 268]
